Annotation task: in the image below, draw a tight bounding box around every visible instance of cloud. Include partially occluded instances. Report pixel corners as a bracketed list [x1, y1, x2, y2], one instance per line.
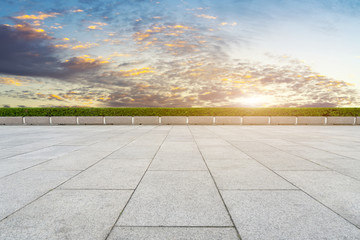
[53, 44, 71, 48]
[71, 42, 99, 50]
[87, 25, 102, 30]
[48, 94, 64, 101]
[14, 12, 60, 20]
[195, 14, 217, 20]
[0, 77, 23, 86]
[0, 24, 108, 79]
[71, 9, 84, 13]
[0, 24, 63, 78]
[116, 67, 154, 77]
[11, 23, 52, 39]
[63, 55, 109, 70]
[90, 22, 108, 26]
[1, 0, 359, 108]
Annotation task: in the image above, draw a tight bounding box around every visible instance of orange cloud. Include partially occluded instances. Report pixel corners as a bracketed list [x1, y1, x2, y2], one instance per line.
[88, 22, 107, 30]
[14, 12, 60, 20]
[71, 9, 84, 13]
[134, 32, 151, 41]
[48, 94, 63, 101]
[168, 25, 193, 30]
[64, 55, 109, 69]
[108, 52, 131, 58]
[0, 77, 22, 86]
[88, 25, 101, 30]
[32, 20, 41, 26]
[50, 25, 63, 29]
[12, 23, 52, 39]
[71, 43, 99, 50]
[118, 67, 154, 77]
[195, 14, 217, 19]
[91, 22, 108, 26]
[133, 25, 193, 43]
[53, 44, 71, 48]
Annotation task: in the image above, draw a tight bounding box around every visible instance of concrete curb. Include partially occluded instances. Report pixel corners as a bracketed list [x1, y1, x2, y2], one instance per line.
[297, 116, 326, 125]
[78, 116, 104, 125]
[243, 116, 270, 125]
[51, 116, 77, 125]
[161, 116, 187, 125]
[188, 116, 213, 125]
[105, 116, 132, 125]
[270, 116, 297, 125]
[0, 116, 359, 125]
[133, 116, 159, 125]
[215, 116, 242, 125]
[327, 117, 356, 125]
[24, 117, 50, 125]
[0, 117, 23, 125]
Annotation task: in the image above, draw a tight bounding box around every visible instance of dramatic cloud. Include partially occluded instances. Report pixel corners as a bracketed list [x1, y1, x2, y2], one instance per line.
[0, 24, 64, 78]
[0, 24, 107, 79]
[0, 0, 359, 107]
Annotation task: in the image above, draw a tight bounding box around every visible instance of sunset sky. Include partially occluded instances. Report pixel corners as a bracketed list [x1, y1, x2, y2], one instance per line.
[0, 0, 359, 107]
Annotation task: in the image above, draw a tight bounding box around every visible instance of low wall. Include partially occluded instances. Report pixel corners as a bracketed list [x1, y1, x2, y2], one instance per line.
[0, 116, 358, 125]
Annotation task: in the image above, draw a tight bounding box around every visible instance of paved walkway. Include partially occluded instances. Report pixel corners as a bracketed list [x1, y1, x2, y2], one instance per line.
[0, 125, 359, 240]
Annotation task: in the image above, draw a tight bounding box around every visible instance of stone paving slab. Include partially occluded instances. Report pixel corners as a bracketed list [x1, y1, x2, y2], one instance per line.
[117, 171, 232, 226]
[278, 170, 360, 227]
[221, 190, 360, 240]
[0, 169, 78, 220]
[197, 145, 251, 160]
[108, 227, 239, 240]
[0, 150, 21, 160]
[0, 157, 51, 178]
[7, 145, 81, 160]
[246, 151, 327, 171]
[35, 150, 112, 171]
[206, 159, 296, 190]
[61, 158, 151, 189]
[0, 190, 132, 240]
[0, 125, 360, 239]
[230, 140, 279, 152]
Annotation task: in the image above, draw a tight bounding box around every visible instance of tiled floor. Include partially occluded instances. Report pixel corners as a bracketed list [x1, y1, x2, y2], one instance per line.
[0, 125, 359, 239]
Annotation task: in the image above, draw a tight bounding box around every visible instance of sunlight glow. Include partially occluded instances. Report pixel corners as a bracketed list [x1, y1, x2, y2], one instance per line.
[234, 95, 274, 107]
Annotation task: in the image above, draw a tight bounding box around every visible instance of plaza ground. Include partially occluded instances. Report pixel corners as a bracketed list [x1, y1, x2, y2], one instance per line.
[0, 125, 359, 239]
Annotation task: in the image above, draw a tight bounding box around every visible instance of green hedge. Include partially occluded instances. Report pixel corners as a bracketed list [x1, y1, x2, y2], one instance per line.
[0, 107, 360, 116]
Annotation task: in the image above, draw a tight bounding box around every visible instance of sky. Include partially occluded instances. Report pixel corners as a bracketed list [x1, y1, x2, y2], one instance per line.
[0, 0, 360, 108]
